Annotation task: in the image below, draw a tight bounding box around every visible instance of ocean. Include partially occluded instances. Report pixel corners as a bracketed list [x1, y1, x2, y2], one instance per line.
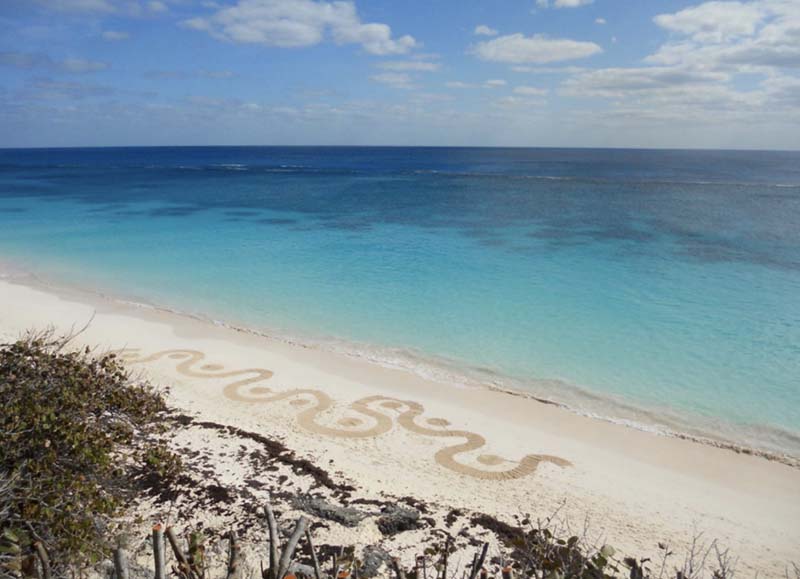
[1, 146, 798, 457]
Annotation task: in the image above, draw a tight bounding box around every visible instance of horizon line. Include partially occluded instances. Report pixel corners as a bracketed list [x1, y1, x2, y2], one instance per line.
[2, 144, 799, 154]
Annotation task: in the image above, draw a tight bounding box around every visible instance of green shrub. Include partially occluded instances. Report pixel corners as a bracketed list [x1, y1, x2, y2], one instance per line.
[0, 330, 180, 575]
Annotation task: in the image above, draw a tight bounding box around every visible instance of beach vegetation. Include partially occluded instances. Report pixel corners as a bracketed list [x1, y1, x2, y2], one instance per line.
[0, 330, 181, 576]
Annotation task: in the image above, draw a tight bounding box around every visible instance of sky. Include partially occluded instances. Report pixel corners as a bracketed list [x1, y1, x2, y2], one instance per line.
[0, 0, 799, 149]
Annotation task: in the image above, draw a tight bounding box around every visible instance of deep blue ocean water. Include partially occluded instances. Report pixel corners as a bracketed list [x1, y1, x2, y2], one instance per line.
[1, 147, 799, 456]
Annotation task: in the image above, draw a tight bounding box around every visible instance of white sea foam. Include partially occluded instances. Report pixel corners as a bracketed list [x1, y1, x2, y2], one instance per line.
[2, 253, 798, 467]
[66, 280, 799, 465]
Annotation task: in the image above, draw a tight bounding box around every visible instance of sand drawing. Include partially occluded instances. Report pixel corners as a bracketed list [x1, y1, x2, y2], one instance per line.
[118, 348, 571, 480]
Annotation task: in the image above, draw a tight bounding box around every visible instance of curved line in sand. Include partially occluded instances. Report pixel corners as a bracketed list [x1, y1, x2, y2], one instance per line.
[118, 348, 571, 480]
[360, 395, 572, 480]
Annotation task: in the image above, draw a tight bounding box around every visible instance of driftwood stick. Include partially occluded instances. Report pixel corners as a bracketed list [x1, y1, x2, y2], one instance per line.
[33, 542, 51, 579]
[276, 516, 309, 579]
[113, 547, 129, 579]
[501, 566, 513, 579]
[440, 537, 451, 579]
[166, 527, 194, 579]
[264, 502, 280, 579]
[468, 544, 488, 579]
[226, 531, 242, 579]
[392, 558, 407, 579]
[332, 549, 341, 579]
[153, 524, 167, 579]
[305, 529, 322, 579]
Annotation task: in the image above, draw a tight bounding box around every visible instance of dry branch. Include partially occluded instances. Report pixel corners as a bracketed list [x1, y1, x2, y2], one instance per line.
[276, 516, 309, 579]
[33, 541, 51, 579]
[305, 529, 322, 579]
[264, 502, 280, 579]
[113, 547, 129, 579]
[226, 531, 242, 579]
[468, 543, 488, 579]
[153, 524, 166, 579]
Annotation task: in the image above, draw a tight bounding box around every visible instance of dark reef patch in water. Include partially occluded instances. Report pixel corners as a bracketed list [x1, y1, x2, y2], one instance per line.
[255, 217, 297, 226]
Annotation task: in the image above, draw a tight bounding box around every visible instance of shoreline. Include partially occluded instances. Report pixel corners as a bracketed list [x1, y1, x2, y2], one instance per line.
[2, 258, 798, 468]
[1, 274, 800, 576]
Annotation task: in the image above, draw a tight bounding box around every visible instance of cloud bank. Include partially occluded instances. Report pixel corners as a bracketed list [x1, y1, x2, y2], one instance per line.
[182, 0, 417, 55]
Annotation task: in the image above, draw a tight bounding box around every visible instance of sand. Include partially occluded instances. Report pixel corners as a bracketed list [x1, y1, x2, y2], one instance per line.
[1, 275, 798, 577]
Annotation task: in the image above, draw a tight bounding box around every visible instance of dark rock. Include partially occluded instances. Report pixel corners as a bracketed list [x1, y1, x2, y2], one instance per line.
[376, 505, 421, 536]
[289, 562, 316, 578]
[361, 545, 392, 577]
[294, 496, 367, 527]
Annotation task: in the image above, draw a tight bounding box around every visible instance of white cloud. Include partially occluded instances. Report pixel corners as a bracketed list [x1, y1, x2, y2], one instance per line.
[378, 61, 440, 72]
[183, 0, 417, 55]
[554, 0, 800, 133]
[595, 18, 606, 25]
[761, 74, 800, 107]
[537, 0, 593, 8]
[33, 0, 178, 16]
[647, 1, 800, 71]
[474, 25, 498, 36]
[186, 95, 225, 107]
[443, 79, 511, 89]
[370, 72, 415, 89]
[61, 58, 109, 73]
[21, 78, 116, 101]
[445, 81, 476, 89]
[202, 70, 236, 79]
[148, 0, 168, 12]
[0, 51, 109, 74]
[473, 33, 602, 64]
[33, 0, 115, 12]
[562, 66, 729, 98]
[144, 69, 236, 79]
[654, 1, 764, 43]
[102, 30, 130, 41]
[514, 85, 548, 96]
[511, 65, 587, 73]
[494, 95, 548, 109]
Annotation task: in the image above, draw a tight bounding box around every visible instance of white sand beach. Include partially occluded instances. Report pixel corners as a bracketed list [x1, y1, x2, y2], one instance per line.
[1, 276, 798, 577]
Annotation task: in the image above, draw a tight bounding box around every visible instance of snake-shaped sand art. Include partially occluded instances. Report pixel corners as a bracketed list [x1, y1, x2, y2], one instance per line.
[117, 348, 571, 480]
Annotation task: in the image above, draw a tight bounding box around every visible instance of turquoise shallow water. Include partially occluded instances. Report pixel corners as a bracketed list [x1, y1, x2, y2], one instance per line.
[1, 147, 799, 456]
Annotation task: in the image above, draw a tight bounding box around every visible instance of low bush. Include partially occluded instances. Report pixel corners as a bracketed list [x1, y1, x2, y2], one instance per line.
[0, 330, 181, 576]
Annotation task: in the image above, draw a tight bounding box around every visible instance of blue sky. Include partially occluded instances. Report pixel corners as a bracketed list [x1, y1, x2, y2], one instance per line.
[1, 0, 798, 149]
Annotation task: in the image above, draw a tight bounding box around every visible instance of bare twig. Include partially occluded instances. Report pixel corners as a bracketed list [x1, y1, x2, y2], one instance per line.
[440, 537, 450, 579]
[264, 502, 280, 579]
[468, 544, 488, 579]
[33, 541, 51, 579]
[112, 547, 129, 579]
[166, 527, 194, 579]
[226, 531, 242, 579]
[305, 529, 322, 579]
[153, 524, 166, 579]
[392, 557, 407, 579]
[276, 516, 309, 579]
